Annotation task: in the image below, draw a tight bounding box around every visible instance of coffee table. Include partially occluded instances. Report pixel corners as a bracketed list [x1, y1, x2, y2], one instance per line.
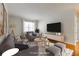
[34, 37, 49, 55]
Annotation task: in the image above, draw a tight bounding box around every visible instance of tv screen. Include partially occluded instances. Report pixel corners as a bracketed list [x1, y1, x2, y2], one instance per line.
[47, 22, 61, 33]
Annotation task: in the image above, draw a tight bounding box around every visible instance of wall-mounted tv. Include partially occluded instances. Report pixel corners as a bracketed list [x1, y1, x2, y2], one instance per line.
[47, 22, 61, 33]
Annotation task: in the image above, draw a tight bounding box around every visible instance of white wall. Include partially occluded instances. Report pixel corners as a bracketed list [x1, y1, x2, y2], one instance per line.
[8, 15, 39, 36]
[77, 16, 79, 41]
[38, 10, 75, 44]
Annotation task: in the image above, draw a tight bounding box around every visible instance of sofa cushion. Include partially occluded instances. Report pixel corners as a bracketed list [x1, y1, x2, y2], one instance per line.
[0, 34, 15, 55]
[54, 43, 66, 49]
[15, 44, 29, 51]
[46, 45, 61, 56]
[54, 43, 66, 55]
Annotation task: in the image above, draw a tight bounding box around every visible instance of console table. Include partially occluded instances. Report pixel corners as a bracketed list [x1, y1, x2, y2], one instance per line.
[43, 34, 75, 51]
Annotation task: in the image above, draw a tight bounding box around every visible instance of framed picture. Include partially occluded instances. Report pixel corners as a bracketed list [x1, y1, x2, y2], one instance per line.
[0, 3, 7, 36]
[0, 3, 4, 36]
[3, 4, 7, 34]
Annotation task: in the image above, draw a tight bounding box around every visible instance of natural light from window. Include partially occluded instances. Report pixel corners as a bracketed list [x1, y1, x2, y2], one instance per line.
[23, 21, 35, 32]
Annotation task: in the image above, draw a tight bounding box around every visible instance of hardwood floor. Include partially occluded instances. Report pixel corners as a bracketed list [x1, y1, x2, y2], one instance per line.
[75, 41, 79, 56]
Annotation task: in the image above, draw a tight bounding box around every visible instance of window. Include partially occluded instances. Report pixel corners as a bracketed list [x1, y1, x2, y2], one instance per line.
[23, 21, 35, 32]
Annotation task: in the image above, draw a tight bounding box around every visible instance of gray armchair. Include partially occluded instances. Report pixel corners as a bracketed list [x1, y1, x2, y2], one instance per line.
[46, 42, 66, 56]
[25, 32, 36, 42]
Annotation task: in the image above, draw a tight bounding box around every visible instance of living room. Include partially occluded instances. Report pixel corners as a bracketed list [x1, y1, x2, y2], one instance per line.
[0, 3, 78, 56]
[7, 3, 75, 44]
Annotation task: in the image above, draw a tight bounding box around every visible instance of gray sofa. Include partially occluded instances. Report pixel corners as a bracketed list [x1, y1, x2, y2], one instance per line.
[0, 34, 29, 56]
[0, 34, 15, 55]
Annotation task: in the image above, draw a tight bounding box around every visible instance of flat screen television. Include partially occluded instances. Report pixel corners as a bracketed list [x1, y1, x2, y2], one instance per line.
[47, 22, 61, 33]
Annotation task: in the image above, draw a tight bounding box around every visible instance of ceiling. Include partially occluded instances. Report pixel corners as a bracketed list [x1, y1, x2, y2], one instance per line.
[6, 3, 79, 20]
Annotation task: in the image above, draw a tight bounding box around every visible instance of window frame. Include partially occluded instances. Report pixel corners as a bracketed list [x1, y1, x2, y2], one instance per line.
[23, 21, 35, 32]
